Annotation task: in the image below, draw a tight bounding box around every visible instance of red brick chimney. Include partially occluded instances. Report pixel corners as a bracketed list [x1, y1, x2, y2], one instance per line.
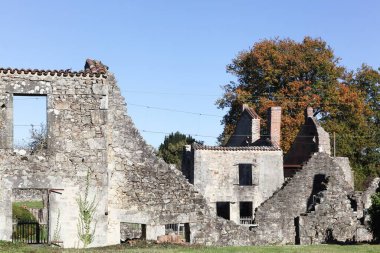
[268, 107, 281, 147]
[305, 107, 313, 122]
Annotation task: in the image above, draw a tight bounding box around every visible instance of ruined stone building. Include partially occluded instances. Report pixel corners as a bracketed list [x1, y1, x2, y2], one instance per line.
[182, 105, 284, 225]
[0, 60, 250, 247]
[0, 60, 377, 248]
[250, 113, 377, 244]
[283, 107, 332, 178]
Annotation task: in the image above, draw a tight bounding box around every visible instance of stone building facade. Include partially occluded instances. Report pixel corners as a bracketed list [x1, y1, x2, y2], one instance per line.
[182, 105, 284, 225]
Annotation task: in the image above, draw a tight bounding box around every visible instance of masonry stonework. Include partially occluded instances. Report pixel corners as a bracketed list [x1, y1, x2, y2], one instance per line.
[0, 61, 255, 247]
[0, 60, 375, 248]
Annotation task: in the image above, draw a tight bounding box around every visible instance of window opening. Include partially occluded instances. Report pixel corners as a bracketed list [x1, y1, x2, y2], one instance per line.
[240, 202, 254, 224]
[239, 164, 252, 185]
[13, 95, 47, 151]
[307, 174, 328, 212]
[165, 223, 187, 241]
[120, 223, 146, 243]
[216, 202, 230, 220]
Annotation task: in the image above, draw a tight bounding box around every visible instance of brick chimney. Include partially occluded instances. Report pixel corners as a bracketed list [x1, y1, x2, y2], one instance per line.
[305, 107, 313, 122]
[268, 107, 281, 147]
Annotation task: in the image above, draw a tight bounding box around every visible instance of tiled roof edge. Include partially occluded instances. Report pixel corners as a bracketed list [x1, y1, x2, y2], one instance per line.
[192, 143, 281, 151]
[0, 68, 107, 78]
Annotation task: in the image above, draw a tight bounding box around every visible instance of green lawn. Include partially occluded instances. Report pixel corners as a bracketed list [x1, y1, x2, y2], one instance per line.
[1, 241, 380, 253]
[13, 200, 44, 209]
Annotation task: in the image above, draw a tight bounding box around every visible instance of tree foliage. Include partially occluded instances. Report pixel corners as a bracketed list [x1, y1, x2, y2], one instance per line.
[217, 37, 378, 189]
[337, 65, 380, 188]
[158, 131, 202, 168]
[12, 203, 37, 223]
[369, 191, 380, 242]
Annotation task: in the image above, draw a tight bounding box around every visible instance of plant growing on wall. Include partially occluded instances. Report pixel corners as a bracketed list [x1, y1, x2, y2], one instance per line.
[52, 208, 61, 244]
[77, 169, 97, 248]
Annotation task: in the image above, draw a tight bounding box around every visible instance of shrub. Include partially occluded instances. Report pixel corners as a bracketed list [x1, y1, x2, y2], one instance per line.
[369, 192, 380, 242]
[12, 203, 37, 223]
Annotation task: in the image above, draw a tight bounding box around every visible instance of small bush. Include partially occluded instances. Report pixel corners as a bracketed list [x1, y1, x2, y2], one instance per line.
[12, 204, 37, 223]
[369, 192, 380, 242]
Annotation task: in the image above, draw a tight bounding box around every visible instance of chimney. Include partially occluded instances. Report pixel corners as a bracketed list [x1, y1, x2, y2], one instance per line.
[242, 104, 260, 144]
[251, 118, 260, 144]
[305, 107, 313, 122]
[268, 107, 281, 147]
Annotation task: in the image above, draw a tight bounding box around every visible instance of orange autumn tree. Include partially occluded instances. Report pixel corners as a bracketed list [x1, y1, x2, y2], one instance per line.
[217, 37, 376, 189]
[217, 37, 346, 150]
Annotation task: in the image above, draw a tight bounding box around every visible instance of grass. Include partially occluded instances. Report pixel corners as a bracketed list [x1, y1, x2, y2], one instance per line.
[0, 241, 380, 253]
[13, 201, 44, 209]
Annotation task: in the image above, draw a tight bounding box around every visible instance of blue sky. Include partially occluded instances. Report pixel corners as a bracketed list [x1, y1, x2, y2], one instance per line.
[2, 0, 379, 148]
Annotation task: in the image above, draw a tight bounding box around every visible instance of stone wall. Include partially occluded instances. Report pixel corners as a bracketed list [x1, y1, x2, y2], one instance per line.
[0, 62, 259, 247]
[250, 152, 367, 245]
[103, 76, 271, 245]
[298, 161, 358, 244]
[0, 61, 374, 248]
[12, 189, 45, 202]
[0, 68, 109, 247]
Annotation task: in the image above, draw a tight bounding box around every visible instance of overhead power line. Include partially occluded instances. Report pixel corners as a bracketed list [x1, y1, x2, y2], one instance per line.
[125, 90, 220, 97]
[128, 103, 223, 117]
[139, 130, 376, 139]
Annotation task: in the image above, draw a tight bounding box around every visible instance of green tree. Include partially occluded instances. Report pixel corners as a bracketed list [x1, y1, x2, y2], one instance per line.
[158, 132, 202, 168]
[343, 65, 380, 188]
[369, 192, 380, 242]
[217, 37, 376, 189]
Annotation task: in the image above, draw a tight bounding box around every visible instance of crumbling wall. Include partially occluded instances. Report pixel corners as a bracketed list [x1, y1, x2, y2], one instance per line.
[251, 152, 361, 245]
[104, 74, 259, 245]
[298, 165, 358, 244]
[284, 109, 331, 177]
[1, 62, 372, 248]
[0, 65, 260, 248]
[332, 157, 355, 190]
[361, 178, 380, 209]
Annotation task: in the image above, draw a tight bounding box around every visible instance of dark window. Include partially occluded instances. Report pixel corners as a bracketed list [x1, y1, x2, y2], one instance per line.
[239, 202, 253, 217]
[216, 202, 230, 220]
[239, 164, 252, 185]
[239, 201, 253, 224]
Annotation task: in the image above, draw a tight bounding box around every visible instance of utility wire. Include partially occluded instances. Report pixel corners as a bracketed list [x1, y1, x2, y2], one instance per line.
[125, 90, 220, 97]
[139, 130, 376, 139]
[128, 103, 223, 117]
